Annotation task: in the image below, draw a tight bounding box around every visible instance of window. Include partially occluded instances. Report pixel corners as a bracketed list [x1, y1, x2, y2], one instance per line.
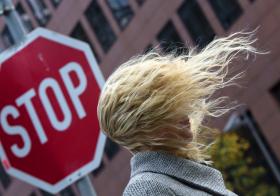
[270, 80, 280, 106]
[0, 162, 11, 189]
[136, 0, 145, 6]
[105, 138, 120, 160]
[1, 26, 14, 48]
[208, 0, 243, 30]
[27, 0, 51, 26]
[85, 0, 116, 53]
[50, 0, 62, 7]
[16, 3, 33, 32]
[60, 187, 75, 196]
[178, 0, 215, 48]
[92, 161, 104, 177]
[221, 110, 280, 194]
[157, 21, 184, 53]
[106, 0, 134, 29]
[70, 23, 100, 63]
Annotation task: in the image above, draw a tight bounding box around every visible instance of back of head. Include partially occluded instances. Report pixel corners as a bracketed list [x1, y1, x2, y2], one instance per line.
[97, 31, 261, 164]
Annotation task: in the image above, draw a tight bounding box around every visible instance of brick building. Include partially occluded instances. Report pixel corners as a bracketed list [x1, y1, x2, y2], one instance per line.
[0, 0, 280, 195]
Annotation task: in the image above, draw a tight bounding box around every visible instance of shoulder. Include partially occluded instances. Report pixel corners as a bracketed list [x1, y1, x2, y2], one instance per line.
[123, 172, 176, 196]
[122, 171, 229, 196]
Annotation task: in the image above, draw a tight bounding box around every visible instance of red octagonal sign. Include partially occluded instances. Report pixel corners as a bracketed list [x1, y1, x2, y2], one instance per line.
[0, 28, 106, 193]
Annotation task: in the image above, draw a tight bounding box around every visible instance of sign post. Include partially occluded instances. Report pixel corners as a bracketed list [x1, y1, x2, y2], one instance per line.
[0, 2, 104, 195]
[0, 0, 26, 43]
[77, 176, 97, 196]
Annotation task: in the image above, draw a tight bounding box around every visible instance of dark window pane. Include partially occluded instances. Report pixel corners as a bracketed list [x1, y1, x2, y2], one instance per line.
[16, 3, 33, 32]
[105, 138, 120, 160]
[106, 0, 134, 29]
[85, 0, 116, 53]
[60, 187, 75, 196]
[271, 80, 280, 106]
[178, 0, 215, 48]
[27, 0, 51, 26]
[136, 0, 145, 6]
[70, 23, 100, 63]
[1, 26, 14, 48]
[50, 0, 62, 7]
[0, 162, 11, 189]
[208, 0, 243, 30]
[157, 21, 184, 54]
[92, 161, 104, 177]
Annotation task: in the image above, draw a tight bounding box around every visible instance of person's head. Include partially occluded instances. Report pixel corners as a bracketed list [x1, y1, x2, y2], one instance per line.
[97, 31, 261, 164]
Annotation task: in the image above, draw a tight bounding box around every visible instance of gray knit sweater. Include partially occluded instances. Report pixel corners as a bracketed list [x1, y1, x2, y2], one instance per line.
[123, 151, 238, 196]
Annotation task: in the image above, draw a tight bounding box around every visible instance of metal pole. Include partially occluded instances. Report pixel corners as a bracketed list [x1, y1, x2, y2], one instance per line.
[76, 175, 97, 196]
[0, 0, 26, 44]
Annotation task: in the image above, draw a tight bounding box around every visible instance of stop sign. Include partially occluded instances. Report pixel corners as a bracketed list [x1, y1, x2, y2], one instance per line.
[0, 28, 106, 193]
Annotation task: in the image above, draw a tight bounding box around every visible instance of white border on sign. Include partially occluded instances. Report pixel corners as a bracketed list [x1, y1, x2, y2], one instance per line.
[0, 28, 106, 194]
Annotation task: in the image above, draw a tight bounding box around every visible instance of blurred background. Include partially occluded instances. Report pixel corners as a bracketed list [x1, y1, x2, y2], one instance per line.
[0, 0, 280, 195]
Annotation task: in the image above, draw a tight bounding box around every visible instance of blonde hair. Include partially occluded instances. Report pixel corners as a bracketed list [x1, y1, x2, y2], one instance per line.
[97, 31, 261, 164]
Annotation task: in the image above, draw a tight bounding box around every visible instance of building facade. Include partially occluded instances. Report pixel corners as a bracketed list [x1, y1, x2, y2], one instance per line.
[0, 0, 280, 195]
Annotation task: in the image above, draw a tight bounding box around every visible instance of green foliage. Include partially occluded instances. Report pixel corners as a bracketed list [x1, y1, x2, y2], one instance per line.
[210, 132, 280, 196]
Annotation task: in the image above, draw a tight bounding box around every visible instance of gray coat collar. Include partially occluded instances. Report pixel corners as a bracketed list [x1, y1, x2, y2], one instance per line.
[130, 151, 230, 196]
